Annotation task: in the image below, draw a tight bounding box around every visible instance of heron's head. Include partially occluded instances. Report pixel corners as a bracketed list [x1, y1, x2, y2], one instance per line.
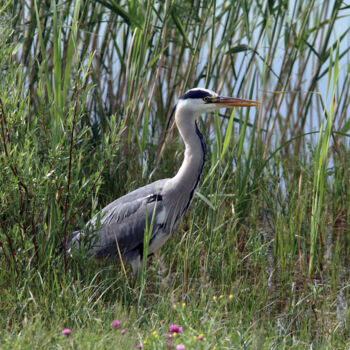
[175, 88, 260, 118]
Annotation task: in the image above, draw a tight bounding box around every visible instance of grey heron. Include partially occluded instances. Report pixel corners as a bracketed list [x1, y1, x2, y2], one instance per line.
[68, 88, 259, 274]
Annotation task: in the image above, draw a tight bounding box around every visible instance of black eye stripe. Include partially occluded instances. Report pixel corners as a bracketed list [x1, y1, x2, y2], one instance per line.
[180, 90, 212, 100]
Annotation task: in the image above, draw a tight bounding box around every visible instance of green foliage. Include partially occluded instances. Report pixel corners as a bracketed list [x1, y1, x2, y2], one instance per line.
[1, 0, 350, 348]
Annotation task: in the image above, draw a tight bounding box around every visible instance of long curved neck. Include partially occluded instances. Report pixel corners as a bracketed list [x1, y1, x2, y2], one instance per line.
[171, 117, 206, 193]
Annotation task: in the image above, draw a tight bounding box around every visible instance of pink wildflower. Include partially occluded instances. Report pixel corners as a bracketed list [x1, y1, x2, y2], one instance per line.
[136, 343, 143, 348]
[112, 320, 121, 328]
[61, 328, 72, 336]
[121, 329, 126, 335]
[176, 344, 185, 350]
[197, 334, 204, 340]
[169, 324, 182, 333]
[165, 333, 173, 338]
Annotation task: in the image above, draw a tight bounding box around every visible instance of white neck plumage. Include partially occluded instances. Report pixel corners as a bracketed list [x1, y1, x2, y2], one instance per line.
[168, 107, 206, 196]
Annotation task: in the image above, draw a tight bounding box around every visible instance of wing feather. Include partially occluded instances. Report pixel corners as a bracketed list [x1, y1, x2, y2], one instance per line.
[70, 179, 168, 258]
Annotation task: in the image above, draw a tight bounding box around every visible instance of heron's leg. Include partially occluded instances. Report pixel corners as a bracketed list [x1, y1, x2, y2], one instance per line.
[130, 254, 142, 277]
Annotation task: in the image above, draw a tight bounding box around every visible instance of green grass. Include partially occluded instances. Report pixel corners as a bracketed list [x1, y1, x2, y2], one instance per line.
[1, 0, 350, 349]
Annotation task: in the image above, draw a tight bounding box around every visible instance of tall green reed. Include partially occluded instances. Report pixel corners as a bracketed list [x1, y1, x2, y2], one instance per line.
[308, 42, 339, 276]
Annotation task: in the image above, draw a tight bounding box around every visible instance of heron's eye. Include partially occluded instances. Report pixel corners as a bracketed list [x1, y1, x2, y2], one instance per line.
[203, 96, 211, 103]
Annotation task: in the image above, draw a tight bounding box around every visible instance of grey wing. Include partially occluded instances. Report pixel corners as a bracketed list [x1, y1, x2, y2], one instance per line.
[93, 179, 166, 226]
[70, 179, 167, 257]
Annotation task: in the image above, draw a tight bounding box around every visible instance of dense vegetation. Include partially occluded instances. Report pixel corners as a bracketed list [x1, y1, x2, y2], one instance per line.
[0, 0, 349, 348]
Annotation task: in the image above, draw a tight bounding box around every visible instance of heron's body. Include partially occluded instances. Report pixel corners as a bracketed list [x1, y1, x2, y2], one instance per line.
[68, 88, 259, 274]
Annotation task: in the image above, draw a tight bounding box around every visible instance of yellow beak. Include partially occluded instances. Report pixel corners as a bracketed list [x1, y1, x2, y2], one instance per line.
[206, 96, 261, 107]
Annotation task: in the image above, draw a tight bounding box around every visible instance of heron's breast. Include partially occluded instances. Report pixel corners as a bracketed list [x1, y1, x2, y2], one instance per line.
[148, 229, 171, 255]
